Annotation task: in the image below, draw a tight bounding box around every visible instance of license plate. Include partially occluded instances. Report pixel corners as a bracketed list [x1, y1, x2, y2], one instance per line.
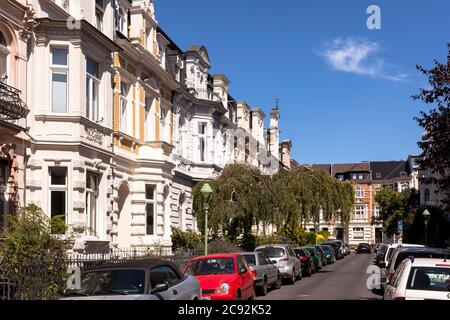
[202, 296, 211, 300]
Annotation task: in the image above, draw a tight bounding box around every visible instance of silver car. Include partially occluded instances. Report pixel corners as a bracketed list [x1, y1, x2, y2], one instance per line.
[61, 260, 201, 300]
[255, 244, 302, 284]
[242, 252, 282, 296]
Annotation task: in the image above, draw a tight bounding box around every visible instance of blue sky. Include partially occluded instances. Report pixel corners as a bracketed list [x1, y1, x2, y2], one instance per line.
[155, 0, 450, 164]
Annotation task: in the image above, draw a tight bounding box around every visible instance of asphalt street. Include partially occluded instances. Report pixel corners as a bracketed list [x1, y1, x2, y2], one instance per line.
[257, 253, 382, 300]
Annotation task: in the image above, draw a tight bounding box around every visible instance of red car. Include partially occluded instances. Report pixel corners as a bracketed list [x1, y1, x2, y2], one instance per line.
[183, 253, 255, 300]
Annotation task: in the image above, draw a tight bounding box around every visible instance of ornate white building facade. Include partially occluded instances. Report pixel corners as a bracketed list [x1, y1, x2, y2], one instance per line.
[1, 0, 292, 253]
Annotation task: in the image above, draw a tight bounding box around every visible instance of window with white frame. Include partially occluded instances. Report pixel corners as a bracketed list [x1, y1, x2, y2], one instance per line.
[374, 204, 381, 219]
[86, 57, 100, 122]
[49, 167, 67, 234]
[355, 186, 365, 198]
[198, 122, 207, 162]
[116, 5, 128, 36]
[95, 0, 105, 31]
[145, 96, 152, 141]
[145, 185, 155, 235]
[177, 117, 185, 157]
[354, 205, 367, 220]
[0, 31, 9, 81]
[400, 183, 409, 192]
[353, 227, 364, 240]
[120, 82, 130, 134]
[85, 172, 99, 236]
[351, 173, 357, 180]
[51, 48, 69, 114]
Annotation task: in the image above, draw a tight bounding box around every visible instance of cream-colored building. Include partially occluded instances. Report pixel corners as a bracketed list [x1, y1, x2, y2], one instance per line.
[1, 0, 292, 253]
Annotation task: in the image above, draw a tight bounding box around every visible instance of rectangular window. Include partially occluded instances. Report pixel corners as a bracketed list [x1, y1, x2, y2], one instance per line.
[353, 227, 364, 240]
[49, 167, 67, 234]
[351, 173, 357, 180]
[86, 57, 100, 122]
[358, 173, 363, 180]
[145, 185, 155, 235]
[120, 82, 129, 134]
[51, 48, 68, 113]
[95, 0, 104, 31]
[86, 172, 99, 236]
[374, 204, 381, 219]
[354, 205, 367, 220]
[145, 97, 152, 141]
[198, 122, 207, 162]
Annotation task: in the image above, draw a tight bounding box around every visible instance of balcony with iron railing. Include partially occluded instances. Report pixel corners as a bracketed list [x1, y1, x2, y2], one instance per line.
[0, 77, 29, 123]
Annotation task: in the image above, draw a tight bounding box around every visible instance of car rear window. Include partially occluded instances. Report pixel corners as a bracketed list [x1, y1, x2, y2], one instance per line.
[407, 267, 450, 292]
[294, 249, 305, 256]
[256, 247, 285, 258]
[243, 254, 256, 266]
[394, 251, 450, 270]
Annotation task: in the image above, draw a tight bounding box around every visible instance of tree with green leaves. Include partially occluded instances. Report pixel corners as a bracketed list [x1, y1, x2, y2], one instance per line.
[413, 43, 450, 212]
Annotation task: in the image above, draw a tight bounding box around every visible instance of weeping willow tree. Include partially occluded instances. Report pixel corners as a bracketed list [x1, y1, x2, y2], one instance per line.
[193, 164, 355, 245]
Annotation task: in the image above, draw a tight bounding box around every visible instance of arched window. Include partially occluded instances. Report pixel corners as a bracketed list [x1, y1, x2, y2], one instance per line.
[0, 31, 9, 80]
[355, 186, 364, 198]
[178, 192, 186, 231]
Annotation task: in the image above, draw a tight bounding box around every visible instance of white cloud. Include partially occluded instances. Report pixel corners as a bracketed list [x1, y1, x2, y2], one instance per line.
[318, 37, 408, 82]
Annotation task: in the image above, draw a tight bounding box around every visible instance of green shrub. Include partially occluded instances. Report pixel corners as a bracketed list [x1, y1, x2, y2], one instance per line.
[304, 232, 317, 245]
[171, 227, 202, 252]
[50, 215, 68, 235]
[1, 204, 71, 300]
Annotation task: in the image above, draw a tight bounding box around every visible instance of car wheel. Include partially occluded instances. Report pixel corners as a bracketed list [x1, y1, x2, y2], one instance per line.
[259, 278, 268, 296]
[307, 265, 312, 277]
[289, 269, 296, 284]
[296, 267, 302, 280]
[273, 273, 282, 289]
[249, 288, 256, 300]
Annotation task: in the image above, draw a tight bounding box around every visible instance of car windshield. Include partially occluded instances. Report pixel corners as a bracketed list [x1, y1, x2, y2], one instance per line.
[305, 248, 316, 255]
[321, 246, 331, 252]
[243, 254, 257, 266]
[256, 247, 285, 258]
[65, 269, 146, 296]
[407, 267, 450, 292]
[394, 251, 450, 270]
[188, 258, 236, 276]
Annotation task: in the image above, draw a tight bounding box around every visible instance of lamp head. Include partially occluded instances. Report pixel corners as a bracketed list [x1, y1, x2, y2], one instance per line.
[200, 182, 213, 200]
[423, 209, 431, 221]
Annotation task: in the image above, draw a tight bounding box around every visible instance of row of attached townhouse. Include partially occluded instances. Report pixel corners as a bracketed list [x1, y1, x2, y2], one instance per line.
[302, 158, 420, 247]
[0, 0, 292, 254]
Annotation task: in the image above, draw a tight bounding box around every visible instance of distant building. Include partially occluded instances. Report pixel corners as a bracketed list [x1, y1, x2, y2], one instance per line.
[297, 158, 419, 247]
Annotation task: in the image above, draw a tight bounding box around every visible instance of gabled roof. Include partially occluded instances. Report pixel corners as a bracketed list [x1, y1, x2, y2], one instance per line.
[370, 161, 409, 181]
[331, 163, 370, 175]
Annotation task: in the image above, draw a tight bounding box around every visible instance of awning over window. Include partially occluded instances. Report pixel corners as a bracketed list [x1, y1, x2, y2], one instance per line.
[0, 77, 29, 121]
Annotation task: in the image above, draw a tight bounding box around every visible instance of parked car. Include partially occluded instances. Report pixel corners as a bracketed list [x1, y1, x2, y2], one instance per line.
[255, 244, 302, 284]
[384, 257, 450, 300]
[320, 244, 336, 264]
[375, 244, 388, 265]
[294, 247, 314, 276]
[342, 243, 351, 256]
[242, 252, 281, 296]
[385, 247, 450, 285]
[61, 260, 201, 300]
[183, 253, 255, 300]
[323, 241, 343, 260]
[356, 243, 371, 254]
[302, 246, 322, 272]
[314, 245, 328, 266]
[382, 243, 425, 270]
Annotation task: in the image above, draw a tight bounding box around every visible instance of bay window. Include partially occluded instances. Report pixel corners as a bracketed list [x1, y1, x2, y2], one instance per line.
[120, 82, 130, 134]
[86, 57, 100, 122]
[353, 227, 364, 240]
[51, 48, 68, 114]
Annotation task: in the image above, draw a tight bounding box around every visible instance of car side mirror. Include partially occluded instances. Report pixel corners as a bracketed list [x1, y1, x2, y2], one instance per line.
[151, 283, 169, 294]
[239, 268, 247, 275]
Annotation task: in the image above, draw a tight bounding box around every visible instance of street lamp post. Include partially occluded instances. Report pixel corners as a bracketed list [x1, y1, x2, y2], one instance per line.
[422, 209, 431, 246]
[200, 182, 213, 256]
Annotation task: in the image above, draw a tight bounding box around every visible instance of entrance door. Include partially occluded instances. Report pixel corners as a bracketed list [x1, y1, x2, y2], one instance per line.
[375, 228, 383, 244]
[336, 228, 344, 241]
